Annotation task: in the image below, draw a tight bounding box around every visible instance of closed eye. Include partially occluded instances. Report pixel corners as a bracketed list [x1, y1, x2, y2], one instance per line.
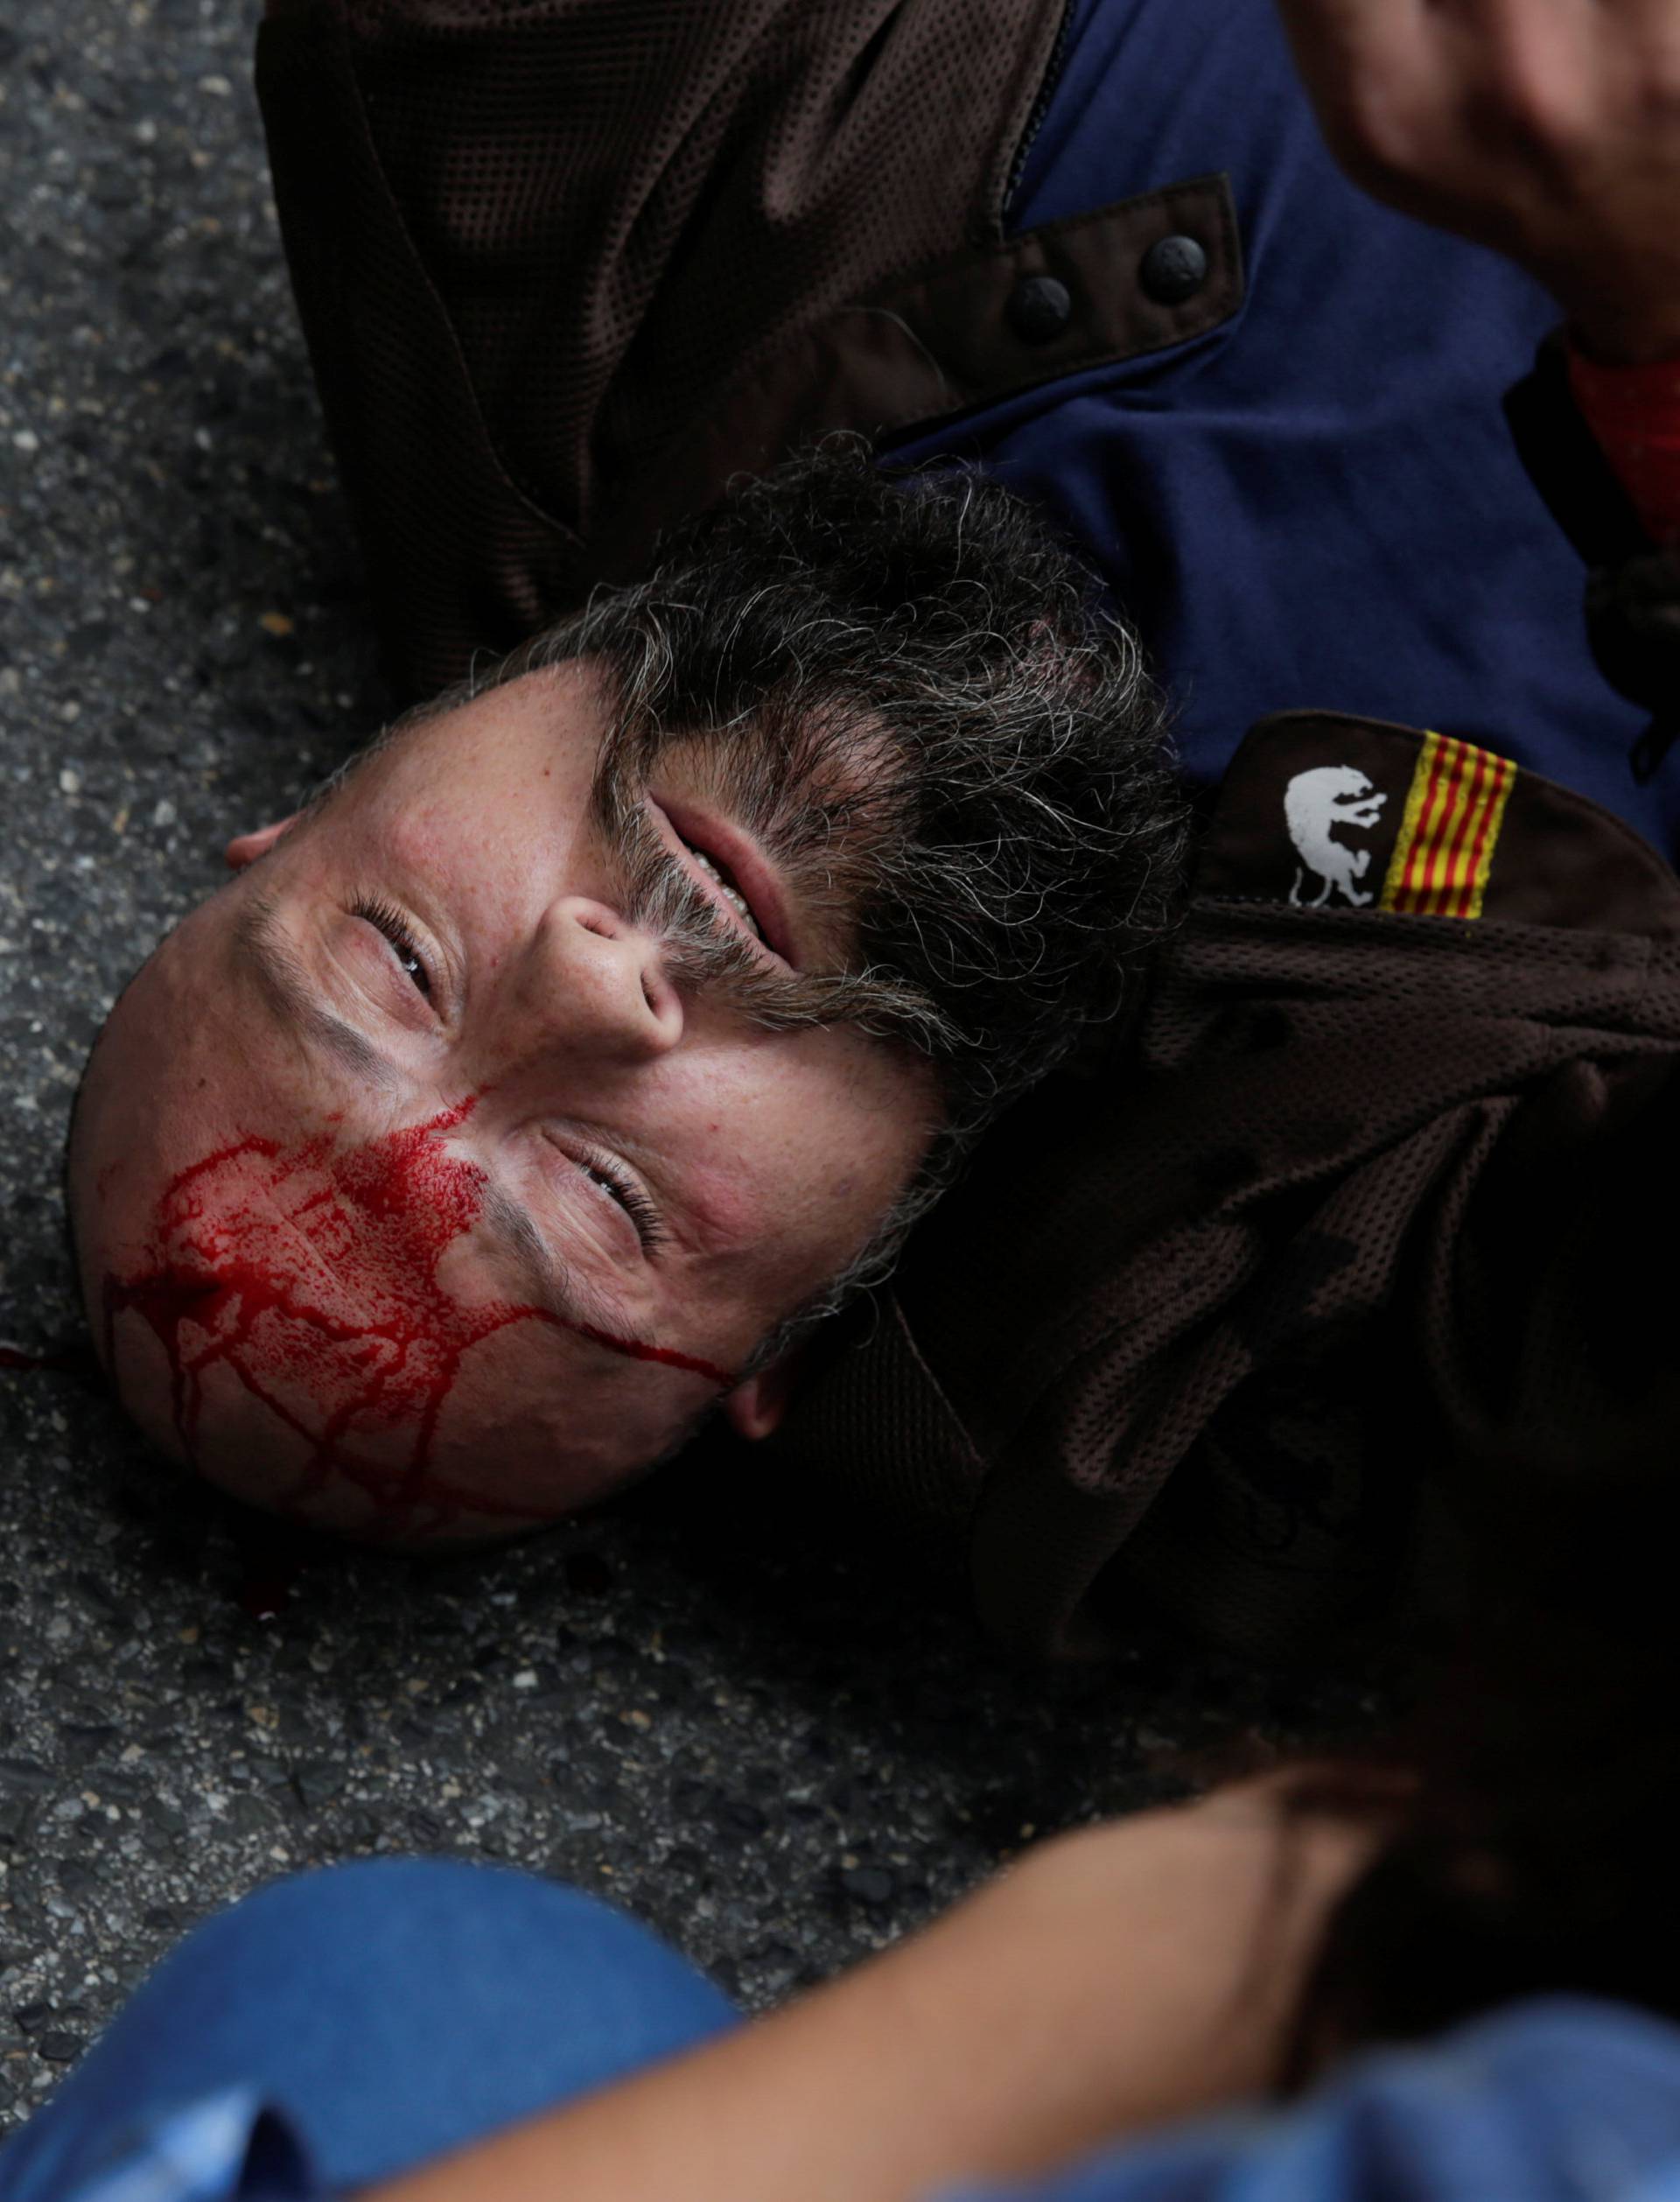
[576, 1148, 665, 1254]
[543, 1131, 667, 1258]
[352, 894, 431, 998]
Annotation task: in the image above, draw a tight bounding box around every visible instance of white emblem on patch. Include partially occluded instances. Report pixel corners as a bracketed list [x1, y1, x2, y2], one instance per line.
[1284, 767, 1388, 908]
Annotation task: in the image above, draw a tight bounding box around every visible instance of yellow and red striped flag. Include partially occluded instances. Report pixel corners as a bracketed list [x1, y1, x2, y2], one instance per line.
[1379, 730, 1516, 921]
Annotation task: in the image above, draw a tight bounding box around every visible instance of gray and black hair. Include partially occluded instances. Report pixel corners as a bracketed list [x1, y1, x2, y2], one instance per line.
[339, 438, 1188, 1337]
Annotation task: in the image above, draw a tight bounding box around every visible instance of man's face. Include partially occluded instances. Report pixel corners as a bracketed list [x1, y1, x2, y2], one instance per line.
[69, 663, 937, 1540]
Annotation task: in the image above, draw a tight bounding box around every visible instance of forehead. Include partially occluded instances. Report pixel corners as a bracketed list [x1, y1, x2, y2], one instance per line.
[122, 1107, 486, 1342]
[94, 1076, 722, 1524]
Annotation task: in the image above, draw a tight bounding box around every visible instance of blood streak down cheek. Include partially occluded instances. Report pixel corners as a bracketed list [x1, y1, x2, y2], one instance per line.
[102, 1097, 734, 1535]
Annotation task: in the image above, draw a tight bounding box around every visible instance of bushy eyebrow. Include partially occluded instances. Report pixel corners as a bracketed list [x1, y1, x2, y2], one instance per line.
[232, 891, 408, 1093]
[474, 1176, 642, 1343]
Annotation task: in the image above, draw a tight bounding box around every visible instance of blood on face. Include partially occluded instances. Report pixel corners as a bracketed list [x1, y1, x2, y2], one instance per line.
[103, 1097, 732, 1537]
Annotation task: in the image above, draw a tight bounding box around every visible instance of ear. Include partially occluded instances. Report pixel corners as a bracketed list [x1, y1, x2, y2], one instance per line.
[718, 1348, 809, 1441]
[224, 816, 301, 872]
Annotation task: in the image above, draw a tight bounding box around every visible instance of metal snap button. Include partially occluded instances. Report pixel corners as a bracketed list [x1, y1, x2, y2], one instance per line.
[1005, 273, 1073, 344]
[1139, 234, 1208, 305]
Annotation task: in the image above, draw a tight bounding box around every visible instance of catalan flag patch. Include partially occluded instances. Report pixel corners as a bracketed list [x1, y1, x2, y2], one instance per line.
[1378, 730, 1516, 920]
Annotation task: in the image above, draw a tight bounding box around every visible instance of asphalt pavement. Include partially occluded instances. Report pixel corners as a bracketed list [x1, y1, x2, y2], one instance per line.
[0, 0, 1375, 2135]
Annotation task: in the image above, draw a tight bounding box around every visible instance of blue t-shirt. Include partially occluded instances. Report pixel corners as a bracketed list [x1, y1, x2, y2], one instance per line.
[955, 1998, 1680, 2202]
[885, 0, 1670, 856]
[53, 1996, 1680, 2202]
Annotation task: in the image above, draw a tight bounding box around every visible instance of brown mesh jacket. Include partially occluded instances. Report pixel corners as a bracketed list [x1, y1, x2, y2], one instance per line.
[774, 712, 1680, 1659]
[256, 0, 1242, 700]
[256, 1, 1680, 1662]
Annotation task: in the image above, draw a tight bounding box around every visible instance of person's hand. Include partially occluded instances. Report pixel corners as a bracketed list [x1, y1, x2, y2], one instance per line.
[1274, 0, 1680, 363]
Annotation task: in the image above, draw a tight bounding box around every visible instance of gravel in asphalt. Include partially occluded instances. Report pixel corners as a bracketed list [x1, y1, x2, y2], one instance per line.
[0, 0, 1379, 2135]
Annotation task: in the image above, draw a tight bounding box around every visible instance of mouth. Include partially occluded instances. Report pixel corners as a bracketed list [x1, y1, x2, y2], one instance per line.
[648, 793, 795, 965]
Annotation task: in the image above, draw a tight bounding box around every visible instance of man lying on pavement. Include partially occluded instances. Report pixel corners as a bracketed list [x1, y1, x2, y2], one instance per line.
[66, 0, 1680, 1665]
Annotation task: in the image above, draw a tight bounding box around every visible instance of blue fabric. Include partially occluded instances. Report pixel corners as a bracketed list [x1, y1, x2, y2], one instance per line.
[27, 2095, 312, 2202]
[950, 1998, 1680, 2202]
[886, 0, 1667, 853]
[0, 1859, 738, 2202]
[7, 1862, 1680, 2202]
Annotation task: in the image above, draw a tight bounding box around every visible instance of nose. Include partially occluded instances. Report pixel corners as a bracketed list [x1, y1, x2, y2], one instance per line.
[512, 896, 684, 1064]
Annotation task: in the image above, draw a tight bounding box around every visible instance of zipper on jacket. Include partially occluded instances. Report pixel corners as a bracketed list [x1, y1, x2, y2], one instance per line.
[1002, 0, 1078, 224]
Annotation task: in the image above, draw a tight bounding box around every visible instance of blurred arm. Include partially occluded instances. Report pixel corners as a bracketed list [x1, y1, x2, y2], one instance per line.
[1272, 0, 1680, 367]
[368, 1791, 1373, 2202]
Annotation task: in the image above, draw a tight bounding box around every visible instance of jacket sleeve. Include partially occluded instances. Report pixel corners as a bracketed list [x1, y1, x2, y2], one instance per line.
[253, 0, 1070, 703]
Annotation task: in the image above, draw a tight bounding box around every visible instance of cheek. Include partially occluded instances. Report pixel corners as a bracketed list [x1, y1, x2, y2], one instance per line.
[367, 673, 606, 885]
[787, 1049, 935, 1213]
[372, 796, 525, 923]
[700, 1047, 932, 1265]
